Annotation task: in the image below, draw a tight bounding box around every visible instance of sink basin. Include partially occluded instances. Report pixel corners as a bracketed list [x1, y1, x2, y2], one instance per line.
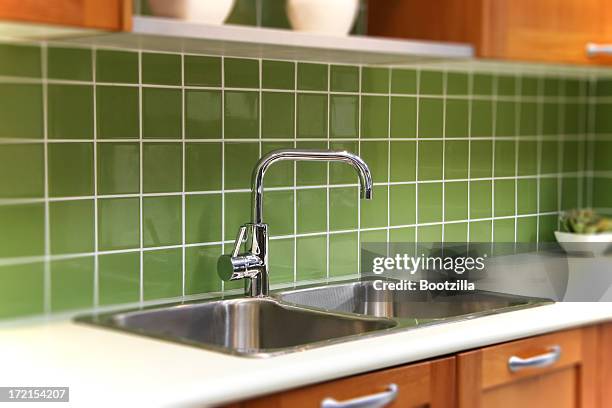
[275, 278, 549, 321]
[78, 297, 395, 357]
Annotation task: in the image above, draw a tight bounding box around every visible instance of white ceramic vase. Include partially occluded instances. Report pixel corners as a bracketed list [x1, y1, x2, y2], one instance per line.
[147, 0, 236, 25]
[287, 0, 359, 36]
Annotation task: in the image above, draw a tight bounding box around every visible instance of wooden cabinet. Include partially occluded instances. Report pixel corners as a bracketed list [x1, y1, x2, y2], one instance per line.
[599, 323, 612, 408]
[368, 0, 612, 65]
[0, 0, 132, 31]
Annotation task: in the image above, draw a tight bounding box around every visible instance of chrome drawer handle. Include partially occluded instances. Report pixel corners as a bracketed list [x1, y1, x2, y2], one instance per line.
[508, 345, 561, 372]
[321, 383, 398, 408]
[586, 43, 612, 57]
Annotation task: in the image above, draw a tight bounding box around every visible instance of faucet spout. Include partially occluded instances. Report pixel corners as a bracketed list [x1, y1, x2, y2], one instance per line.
[251, 149, 373, 224]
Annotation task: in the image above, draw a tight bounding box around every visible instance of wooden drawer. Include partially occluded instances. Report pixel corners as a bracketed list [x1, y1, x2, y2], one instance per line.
[234, 356, 455, 408]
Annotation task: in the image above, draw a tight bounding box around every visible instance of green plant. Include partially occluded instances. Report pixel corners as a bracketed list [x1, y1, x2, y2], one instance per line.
[560, 209, 612, 234]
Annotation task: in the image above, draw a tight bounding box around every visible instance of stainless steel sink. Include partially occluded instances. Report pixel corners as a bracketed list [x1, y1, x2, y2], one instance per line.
[274, 278, 550, 322]
[77, 297, 396, 357]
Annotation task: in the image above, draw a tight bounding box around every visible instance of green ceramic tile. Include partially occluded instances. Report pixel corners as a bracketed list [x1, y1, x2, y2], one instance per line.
[593, 178, 612, 208]
[361, 96, 389, 138]
[224, 191, 250, 238]
[418, 183, 442, 223]
[445, 140, 469, 180]
[471, 100, 493, 137]
[262, 60, 294, 89]
[262, 141, 294, 187]
[185, 245, 222, 294]
[390, 97, 416, 138]
[361, 185, 388, 228]
[297, 141, 327, 186]
[495, 101, 516, 137]
[445, 223, 467, 242]
[225, 90, 259, 138]
[298, 63, 328, 91]
[562, 141, 579, 173]
[517, 217, 537, 243]
[473, 74, 493, 95]
[470, 140, 493, 178]
[297, 188, 326, 233]
[542, 103, 559, 135]
[497, 75, 516, 96]
[330, 95, 358, 138]
[297, 235, 326, 281]
[96, 49, 138, 83]
[595, 141, 612, 171]
[0, 84, 43, 139]
[520, 102, 537, 136]
[98, 197, 140, 251]
[185, 142, 222, 191]
[0, 204, 44, 258]
[330, 65, 358, 92]
[470, 180, 492, 219]
[539, 214, 558, 243]
[330, 140, 358, 184]
[184, 55, 221, 86]
[48, 143, 93, 197]
[47, 47, 91, 80]
[143, 196, 181, 247]
[97, 142, 139, 195]
[391, 69, 417, 94]
[262, 92, 294, 138]
[269, 238, 294, 284]
[143, 142, 182, 193]
[50, 200, 94, 254]
[0, 263, 43, 318]
[142, 52, 181, 85]
[185, 90, 222, 139]
[494, 140, 516, 177]
[418, 98, 443, 138]
[143, 87, 181, 139]
[521, 76, 538, 96]
[264, 190, 294, 236]
[561, 177, 578, 210]
[185, 194, 222, 243]
[517, 179, 537, 215]
[329, 187, 358, 230]
[470, 220, 492, 242]
[0, 43, 40, 77]
[543, 78, 560, 96]
[390, 141, 416, 182]
[447, 72, 468, 95]
[143, 248, 182, 300]
[419, 71, 443, 95]
[564, 103, 580, 134]
[445, 99, 469, 138]
[389, 184, 415, 226]
[361, 230, 387, 244]
[494, 218, 515, 243]
[224, 142, 259, 189]
[96, 86, 139, 139]
[417, 225, 442, 243]
[445, 182, 468, 221]
[518, 141, 538, 176]
[362, 67, 389, 93]
[361, 141, 388, 183]
[0, 144, 43, 198]
[540, 177, 558, 213]
[297, 93, 327, 138]
[596, 104, 612, 134]
[597, 79, 612, 97]
[390, 227, 415, 242]
[225, 58, 259, 88]
[329, 232, 358, 277]
[418, 141, 443, 180]
[48, 85, 93, 139]
[99, 252, 140, 306]
[494, 179, 515, 217]
[50, 257, 94, 312]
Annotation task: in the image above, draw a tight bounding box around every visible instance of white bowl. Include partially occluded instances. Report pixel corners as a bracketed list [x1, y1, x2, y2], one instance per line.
[148, 0, 236, 25]
[554, 231, 612, 256]
[287, 0, 359, 36]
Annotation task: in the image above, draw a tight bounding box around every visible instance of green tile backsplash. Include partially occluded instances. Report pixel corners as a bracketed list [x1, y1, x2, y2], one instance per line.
[0, 41, 608, 321]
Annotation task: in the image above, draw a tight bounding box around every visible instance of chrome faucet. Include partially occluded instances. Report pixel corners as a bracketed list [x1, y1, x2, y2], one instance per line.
[217, 149, 373, 297]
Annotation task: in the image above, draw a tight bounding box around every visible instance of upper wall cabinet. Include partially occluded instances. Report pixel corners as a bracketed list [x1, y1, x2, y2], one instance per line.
[0, 0, 132, 31]
[368, 0, 612, 65]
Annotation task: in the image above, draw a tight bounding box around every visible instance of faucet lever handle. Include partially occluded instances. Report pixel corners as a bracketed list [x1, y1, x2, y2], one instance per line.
[231, 225, 248, 257]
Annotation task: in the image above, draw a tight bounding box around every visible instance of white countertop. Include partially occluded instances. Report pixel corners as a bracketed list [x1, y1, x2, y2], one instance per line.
[1, 302, 612, 408]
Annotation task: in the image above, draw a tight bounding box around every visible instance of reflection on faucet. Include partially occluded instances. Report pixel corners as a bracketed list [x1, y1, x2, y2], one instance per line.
[217, 149, 373, 297]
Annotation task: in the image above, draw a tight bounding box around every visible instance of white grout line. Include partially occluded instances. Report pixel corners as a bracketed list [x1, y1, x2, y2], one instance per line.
[441, 69, 447, 243]
[466, 70, 472, 242]
[490, 75, 498, 244]
[535, 74, 544, 248]
[180, 52, 186, 297]
[514, 73, 521, 242]
[293, 61, 298, 283]
[41, 42, 51, 315]
[138, 50, 144, 303]
[414, 69, 420, 245]
[220, 56, 226, 293]
[92, 47, 99, 309]
[325, 63, 331, 280]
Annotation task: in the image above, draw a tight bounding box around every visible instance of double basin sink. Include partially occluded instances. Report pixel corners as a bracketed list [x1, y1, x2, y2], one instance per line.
[78, 278, 549, 357]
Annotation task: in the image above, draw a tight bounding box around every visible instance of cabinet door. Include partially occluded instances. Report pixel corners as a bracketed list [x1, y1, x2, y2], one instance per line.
[599, 323, 612, 407]
[0, 0, 132, 31]
[457, 327, 598, 408]
[234, 356, 455, 408]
